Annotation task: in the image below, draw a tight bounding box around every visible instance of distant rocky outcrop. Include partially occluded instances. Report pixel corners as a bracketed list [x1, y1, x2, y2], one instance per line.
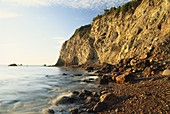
[8, 63, 17, 66]
[56, 0, 170, 66]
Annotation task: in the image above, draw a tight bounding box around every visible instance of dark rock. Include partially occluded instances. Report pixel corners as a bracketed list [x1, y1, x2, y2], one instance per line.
[72, 91, 80, 95]
[78, 92, 86, 98]
[53, 96, 76, 104]
[100, 93, 118, 106]
[42, 109, 55, 114]
[62, 73, 68, 75]
[92, 92, 99, 97]
[99, 76, 109, 84]
[82, 90, 92, 96]
[86, 97, 98, 103]
[112, 76, 117, 82]
[100, 91, 108, 95]
[8, 63, 17, 66]
[93, 102, 107, 112]
[85, 66, 94, 71]
[70, 108, 78, 114]
[74, 74, 82, 76]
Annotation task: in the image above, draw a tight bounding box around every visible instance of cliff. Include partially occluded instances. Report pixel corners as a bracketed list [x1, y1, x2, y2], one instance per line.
[56, 0, 170, 66]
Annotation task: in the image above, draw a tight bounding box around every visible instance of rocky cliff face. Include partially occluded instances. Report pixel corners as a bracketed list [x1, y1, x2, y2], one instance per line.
[56, 0, 170, 66]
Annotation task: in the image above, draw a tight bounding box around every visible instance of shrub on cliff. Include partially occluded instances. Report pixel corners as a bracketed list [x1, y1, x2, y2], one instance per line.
[93, 15, 103, 21]
[93, 0, 142, 20]
[82, 30, 90, 40]
[73, 24, 91, 37]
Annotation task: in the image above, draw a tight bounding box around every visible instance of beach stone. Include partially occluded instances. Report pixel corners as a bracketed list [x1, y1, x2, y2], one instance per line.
[53, 96, 76, 104]
[74, 74, 82, 76]
[82, 90, 92, 96]
[78, 92, 86, 98]
[101, 91, 108, 95]
[99, 76, 109, 84]
[116, 72, 134, 84]
[70, 108, 78, 114]
[62, 73, 68, 75]
[162, 69, 170, 75]
[72, 91, 79, 95]
[86, 97, 98, 103]
[92, 92, 99, 97]
[112, 76, 116, 82]
[93, 102, 107, 112]
[100, 93, 117, 106]
[42, 108, 55, 114]
[85, 66, 94, 71]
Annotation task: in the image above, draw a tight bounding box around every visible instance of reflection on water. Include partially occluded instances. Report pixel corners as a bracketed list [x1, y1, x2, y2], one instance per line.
[0, 65, 99, 113]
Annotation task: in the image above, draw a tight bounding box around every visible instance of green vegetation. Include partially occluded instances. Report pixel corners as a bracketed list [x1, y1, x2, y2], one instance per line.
[93, 15, 103, 21]
[82, 30, 90, 40]
[104, 7, 117, 15]
[73, 24, 91, 36]
[92, 0, 142, 22]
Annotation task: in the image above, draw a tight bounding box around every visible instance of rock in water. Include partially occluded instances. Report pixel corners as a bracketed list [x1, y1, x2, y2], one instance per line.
[8, 63, 17, 66]
[42, 109, 54, 114]
[162, 69, 170, 76]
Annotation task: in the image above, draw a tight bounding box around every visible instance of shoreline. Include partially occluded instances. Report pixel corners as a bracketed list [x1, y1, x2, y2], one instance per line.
[44, 57, 169, 114]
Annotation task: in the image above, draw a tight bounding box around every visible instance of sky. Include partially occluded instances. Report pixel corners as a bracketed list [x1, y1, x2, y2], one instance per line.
[0, 0, 131, 65]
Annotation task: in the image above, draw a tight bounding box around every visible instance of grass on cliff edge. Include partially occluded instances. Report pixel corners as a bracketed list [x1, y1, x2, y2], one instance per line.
[93, 0, 142, 21]
[73, 24, 91, 37]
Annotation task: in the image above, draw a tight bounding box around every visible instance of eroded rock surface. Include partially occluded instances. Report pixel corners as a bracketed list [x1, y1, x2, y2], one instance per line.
[56, 0, 170, 66]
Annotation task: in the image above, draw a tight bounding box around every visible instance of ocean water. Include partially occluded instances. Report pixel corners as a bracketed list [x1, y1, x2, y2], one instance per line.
[0, 65, 99, 114]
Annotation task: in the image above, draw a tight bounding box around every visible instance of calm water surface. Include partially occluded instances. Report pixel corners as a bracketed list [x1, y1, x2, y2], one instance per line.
[0, 65, 99, 114]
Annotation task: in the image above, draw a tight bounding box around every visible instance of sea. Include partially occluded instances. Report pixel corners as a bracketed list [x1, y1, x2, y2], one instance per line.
[0, 65, 99, 114]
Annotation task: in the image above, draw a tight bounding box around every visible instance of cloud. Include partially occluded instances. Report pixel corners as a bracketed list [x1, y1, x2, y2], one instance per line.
[1, 0, 131, 10]
[0, 10, 22, 18]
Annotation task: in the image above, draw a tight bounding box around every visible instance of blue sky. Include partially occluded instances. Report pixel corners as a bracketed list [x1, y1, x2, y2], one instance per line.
[0, 0, 130, 65]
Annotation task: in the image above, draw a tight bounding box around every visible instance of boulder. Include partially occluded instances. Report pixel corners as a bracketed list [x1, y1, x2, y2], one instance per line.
[85, 66, 94, 71]
[8, 63, 17, 66]
[62, 73, 68, 75]
[86, 97, 98, 103]
[100, 93, 117, 106]
[53, 95, 77, 105]
[99, 76, 109, 84]
[74, 74, 82, 76]
[93, 102, 107, 112]
[162, 69, 170, 75]
[72, 91, 80, 95]
[116, 72, 134, 84]
[82, 90, 92, 96]
[42, 109, 55, 114]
